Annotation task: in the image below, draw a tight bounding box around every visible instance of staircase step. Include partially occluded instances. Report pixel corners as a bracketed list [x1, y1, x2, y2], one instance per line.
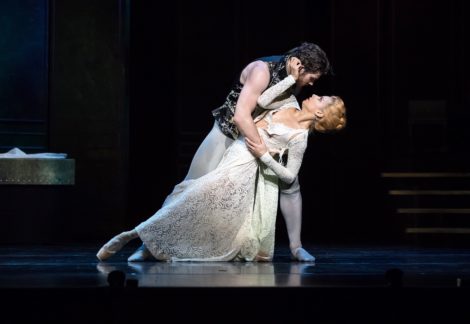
[382, 172, 470, 178]
[398, 208, 470, 214]
[382, 171, 470, 239]
[406, 227, 470, 234]
[389, 190, 470, 195]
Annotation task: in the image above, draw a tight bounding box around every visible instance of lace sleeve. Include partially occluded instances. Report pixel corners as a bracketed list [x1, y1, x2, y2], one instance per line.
[259, 132, 308, 184]
[257, 75, 296, 109]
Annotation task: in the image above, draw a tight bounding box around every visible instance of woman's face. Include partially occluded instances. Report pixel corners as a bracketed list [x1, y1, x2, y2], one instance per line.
[303, 94, 334, 115]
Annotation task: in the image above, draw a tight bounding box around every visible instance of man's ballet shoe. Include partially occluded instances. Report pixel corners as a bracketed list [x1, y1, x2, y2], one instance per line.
[96, 231, 134, 261]
[291, 247, 316, 262]
[127, 244, 155, 262]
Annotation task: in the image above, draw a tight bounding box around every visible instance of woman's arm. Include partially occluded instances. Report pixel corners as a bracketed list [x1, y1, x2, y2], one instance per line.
[246, 132, 308, 184]
[256, 57, 301, 110]
[256, 75, 297, 108]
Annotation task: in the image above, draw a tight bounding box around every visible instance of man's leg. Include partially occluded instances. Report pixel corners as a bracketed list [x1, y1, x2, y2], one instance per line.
[184, 121, 235, 180]
[279, 177, 315, 262]
[128, 121, 233, 262]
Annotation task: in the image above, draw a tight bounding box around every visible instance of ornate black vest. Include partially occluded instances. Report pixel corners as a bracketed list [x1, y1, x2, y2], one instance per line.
[211, 55, 289, 140]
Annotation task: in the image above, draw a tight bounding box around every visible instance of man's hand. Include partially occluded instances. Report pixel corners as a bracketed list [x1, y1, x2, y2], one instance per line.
[245, 136, 268, 158]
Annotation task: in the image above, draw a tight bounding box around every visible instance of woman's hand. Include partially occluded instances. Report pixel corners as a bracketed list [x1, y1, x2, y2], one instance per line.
[245, 136, 268, 158]
[287, 57, 304, 81]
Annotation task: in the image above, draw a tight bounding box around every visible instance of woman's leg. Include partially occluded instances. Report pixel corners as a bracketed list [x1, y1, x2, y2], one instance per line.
[279, 177, 315, 262]
[96, 229, 139, 261]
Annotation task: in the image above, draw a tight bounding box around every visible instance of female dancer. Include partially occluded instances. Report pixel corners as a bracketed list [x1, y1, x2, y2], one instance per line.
[97, 93, 346, 262]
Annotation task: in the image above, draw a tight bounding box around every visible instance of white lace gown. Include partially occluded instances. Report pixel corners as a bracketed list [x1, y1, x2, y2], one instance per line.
[134, 75, 308, 262]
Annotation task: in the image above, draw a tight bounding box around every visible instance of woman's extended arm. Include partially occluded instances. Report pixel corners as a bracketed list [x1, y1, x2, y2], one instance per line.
[246, 132, 308, 184]
[257, 56, 301, 109]
[256, 75, 299, 110]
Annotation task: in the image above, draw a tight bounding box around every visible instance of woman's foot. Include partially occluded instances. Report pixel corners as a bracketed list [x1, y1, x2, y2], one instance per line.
[96, 230, 137, 261]
[127, 243, 155, 262]
[291, 247, 316, 262]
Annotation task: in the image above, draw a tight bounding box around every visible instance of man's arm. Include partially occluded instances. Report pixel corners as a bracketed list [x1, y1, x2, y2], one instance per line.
[232, 62, 270, 144]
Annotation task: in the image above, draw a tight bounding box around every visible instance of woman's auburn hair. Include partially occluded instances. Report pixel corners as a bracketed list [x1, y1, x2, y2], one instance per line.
[311, 96, 346, 134]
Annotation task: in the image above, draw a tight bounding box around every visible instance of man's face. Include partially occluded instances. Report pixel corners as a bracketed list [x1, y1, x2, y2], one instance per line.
[297, 71, 321, 87]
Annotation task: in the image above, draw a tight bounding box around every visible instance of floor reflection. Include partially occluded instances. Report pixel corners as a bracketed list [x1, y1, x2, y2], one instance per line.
[2, 244, 470, 288]
[96, 261, 316, 287]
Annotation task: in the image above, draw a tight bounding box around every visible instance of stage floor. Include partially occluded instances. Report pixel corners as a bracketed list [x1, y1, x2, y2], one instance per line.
[1, 243, 470, 322]
[1, 243, 469, 289]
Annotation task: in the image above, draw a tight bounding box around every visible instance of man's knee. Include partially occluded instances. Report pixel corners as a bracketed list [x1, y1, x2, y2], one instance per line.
[280, 177, 301, 195]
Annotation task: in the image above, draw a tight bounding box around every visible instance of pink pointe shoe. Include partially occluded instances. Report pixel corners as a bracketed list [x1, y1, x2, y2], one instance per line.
[96, 231, 136, 261]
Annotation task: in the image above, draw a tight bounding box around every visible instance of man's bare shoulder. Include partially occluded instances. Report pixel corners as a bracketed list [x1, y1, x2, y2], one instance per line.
[240, 60, 270, 85]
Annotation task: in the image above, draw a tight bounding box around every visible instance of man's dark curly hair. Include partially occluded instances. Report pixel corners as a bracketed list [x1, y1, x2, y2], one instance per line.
[285, 42, 332, 76]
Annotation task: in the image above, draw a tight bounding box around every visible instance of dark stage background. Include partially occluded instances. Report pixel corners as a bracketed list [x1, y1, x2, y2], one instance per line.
[0, 0, 469, 247]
